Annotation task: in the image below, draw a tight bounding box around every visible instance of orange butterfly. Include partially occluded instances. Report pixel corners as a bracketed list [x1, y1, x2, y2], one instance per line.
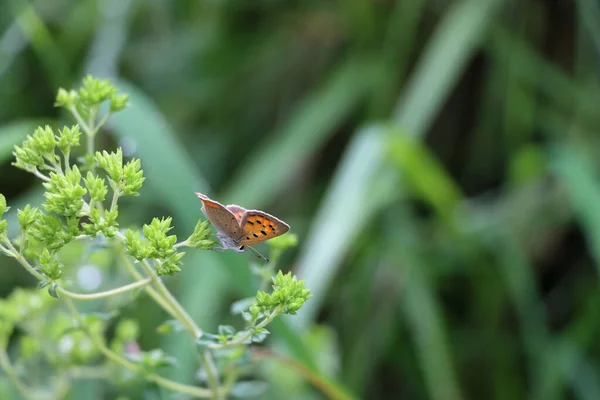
[195, 192, 290, 261]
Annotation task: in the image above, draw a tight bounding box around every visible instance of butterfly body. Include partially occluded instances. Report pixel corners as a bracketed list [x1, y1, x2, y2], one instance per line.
[195, 193, 290, 257]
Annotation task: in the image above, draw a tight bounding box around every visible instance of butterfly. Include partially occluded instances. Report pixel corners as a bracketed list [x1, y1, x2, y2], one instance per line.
[195, 192, 290, 261]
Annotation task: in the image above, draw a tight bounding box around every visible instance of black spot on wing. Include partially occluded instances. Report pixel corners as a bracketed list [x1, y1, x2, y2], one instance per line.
[253, 233, 258, 238]
[260, 230, 267, 236]
[247, 221, 254, 225]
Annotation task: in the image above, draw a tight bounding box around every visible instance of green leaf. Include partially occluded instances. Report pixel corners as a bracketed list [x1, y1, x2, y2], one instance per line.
[217, 325, 236, 337]
[47, 284, 59, 299]
[37, 280, 50, 290]
[0, 194, 6, 216]
[229, 381, 268, 398]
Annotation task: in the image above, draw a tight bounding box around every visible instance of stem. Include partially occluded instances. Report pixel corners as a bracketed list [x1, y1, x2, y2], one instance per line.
[2, 239, 46, 281]
[69, 106, 91, 133]
[139, 259, 202, 338]
[57, 278, 151, 300]
[0, 347, 42, 400]
[62, 149, 71, 174]
[117, 246, 222, 397]
[252, 348, 355, 400]
[174, 240, 189, 249]
[209, 306, 283, 350]
[110, 188, 120, 212]
[199, 351, 221, 399]
[19, 230, 26, 256]
[118, 248, 179, 317]
[33, 170, 51, 182]
[63, 297, 220, 398]
[93, 112, 111, 135]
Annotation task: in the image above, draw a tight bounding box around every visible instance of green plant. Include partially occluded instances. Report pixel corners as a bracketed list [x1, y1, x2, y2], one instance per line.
[0, 76, 309, 399]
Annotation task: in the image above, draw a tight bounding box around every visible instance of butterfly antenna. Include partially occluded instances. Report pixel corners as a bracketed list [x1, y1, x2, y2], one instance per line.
[245, 245, 270, 263]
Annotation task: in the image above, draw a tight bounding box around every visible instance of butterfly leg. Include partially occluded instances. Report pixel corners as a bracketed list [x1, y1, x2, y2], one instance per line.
[243, 245, 270, 263]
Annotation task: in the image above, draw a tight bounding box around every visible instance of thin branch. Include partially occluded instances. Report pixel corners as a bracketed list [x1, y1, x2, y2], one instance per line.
[63, 297, 220, 398]
[69, 107, 91, 133]
[33, 170, 51, 182]
[208, 306, 283, 350]
[0, 347, 44, 400]
[57, 278, 151, 300]
[118, 247, 179, 317]
[2, 239, 46, 281]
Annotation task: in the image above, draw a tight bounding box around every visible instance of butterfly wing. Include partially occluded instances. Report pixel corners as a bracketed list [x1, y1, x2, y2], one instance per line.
[195, 193, 242, 238]
[225, 205, 247, 225]
[234, 210, 290, 246]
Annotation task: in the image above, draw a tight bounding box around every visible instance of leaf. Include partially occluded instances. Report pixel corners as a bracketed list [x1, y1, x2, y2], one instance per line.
[230, 297, 255, 315]
[47, 284, 59, 299]
[229, 380, 268, 398]
[37, 280, 50, 290]
[217, 325, 235, 337]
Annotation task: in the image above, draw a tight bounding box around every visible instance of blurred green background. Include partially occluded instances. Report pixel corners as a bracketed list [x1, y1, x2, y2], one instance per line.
[2, 0, 600, 399]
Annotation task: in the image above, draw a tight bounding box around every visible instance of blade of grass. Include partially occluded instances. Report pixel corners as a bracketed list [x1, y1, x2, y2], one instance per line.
[394, 0, 504, 135]
[551, 145, 600, 270]
[9, 0, 69, 86]
[394, 213, 465, 400]
[222, 58, 376, 206]
[293, 125, 393, 327]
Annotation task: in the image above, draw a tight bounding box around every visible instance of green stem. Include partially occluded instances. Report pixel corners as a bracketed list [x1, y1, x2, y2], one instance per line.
[93, 112, 111, 135]
[0, 347, 43, 400]
[63, 151, 71, 174]
[139, 258, 202, 338]
[63, 297, 220, 398]
[252, 348, 356, 400]
[2, 239, 46, 281]
[118, 248, 179, 317]
[110, 188, 120, 212]
[209, 306, 283, 350]
[69, 106, 91, 133]
[19, 230, 26, 256]
[118, 246, 222, 398]
[57, 278, 151, 300]
[33, 170, 51, 182]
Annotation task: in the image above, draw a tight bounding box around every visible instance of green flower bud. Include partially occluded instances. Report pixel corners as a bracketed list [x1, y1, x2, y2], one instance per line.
[124, 229, 152, 260]
[39, 249, 63, 280]
[186, 219, 216, 249]
[57, 125, 82, 155]
[42, 166, 87, 217]
[18, 205, 40, 231]
[122, 158, 145, 196]
[110, 93, 130, 113]
[31, 125, 56, 156]
[78, 75, 117, 107]
[83, 172, 108, 203]
[95, 148, 123, 183]
[30, 213, 74, 251]
[54, 88, 78, 108]
[0, 194, 7, 215]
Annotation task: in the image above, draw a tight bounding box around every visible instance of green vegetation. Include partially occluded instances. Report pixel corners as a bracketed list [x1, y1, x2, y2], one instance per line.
[0, 0, 599, 399]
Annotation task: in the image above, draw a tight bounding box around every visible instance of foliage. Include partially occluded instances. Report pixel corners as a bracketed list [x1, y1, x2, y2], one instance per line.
[1, 1, 599, 399]
[0, 77, 309, 399]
